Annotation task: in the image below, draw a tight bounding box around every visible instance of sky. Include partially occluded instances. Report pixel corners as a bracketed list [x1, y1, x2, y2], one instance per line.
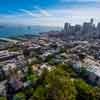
[0, 0, 100, 27]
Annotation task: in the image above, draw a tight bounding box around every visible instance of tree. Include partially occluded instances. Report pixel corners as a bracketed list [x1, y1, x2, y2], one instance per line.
[44, 68, 77, 100]
[0, 98, 7, 100]
[57, 64, 78, 78]
[32, 67, 77, 100]
[74, 79, 96, 100]
[27, 73, 39, 84]
[13, 92, 26, 100]
[80, 67, 90, 80]
[23, 88, 34, 100]
[45, 55, 54, 62]
[94, 87, 100, 100]
[59, 48, 66, 53]
[32, 86, 47, 100]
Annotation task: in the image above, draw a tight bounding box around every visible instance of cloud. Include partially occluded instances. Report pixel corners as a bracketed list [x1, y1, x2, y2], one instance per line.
[61, 0, 100, 2]
[34, 6, 52, 17]
[19, 7, 52, 17]
[51, 7, 100, 16]
[49, 7, 100, 25]
[19, 9, 40, 17]
[77, 0, 100, 2]
[0, 5, 100, 27]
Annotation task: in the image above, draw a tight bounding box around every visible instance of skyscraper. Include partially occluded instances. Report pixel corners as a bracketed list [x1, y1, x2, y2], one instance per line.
[97, 23, 100, 36]
[64, 22, 71, 33]
[82, 19, 95, 37]
[90, 18, 94, 25]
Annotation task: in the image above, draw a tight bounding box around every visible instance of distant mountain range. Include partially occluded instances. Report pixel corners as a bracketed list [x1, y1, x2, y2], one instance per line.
[0, 24, 62, 37]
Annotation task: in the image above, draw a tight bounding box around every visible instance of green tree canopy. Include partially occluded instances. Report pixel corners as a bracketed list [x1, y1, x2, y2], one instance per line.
[0, 97, 7, 100]
[13, 92, 26, 100]
[32, 67, 77, 100]
[74, 79, 96, 100]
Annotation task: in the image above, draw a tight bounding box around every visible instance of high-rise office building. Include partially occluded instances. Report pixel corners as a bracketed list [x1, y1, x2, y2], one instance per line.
[97, 23, 100, 36]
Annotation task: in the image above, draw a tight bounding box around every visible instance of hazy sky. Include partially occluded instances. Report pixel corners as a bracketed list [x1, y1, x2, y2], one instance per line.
[0, 0, 100, 27]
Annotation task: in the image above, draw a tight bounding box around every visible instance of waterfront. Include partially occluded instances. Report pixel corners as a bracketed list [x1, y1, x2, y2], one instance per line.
[0, 25, 61, 37]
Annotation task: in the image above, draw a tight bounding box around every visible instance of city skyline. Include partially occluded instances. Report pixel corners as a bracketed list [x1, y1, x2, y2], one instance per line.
[0, 0, 100, 27]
